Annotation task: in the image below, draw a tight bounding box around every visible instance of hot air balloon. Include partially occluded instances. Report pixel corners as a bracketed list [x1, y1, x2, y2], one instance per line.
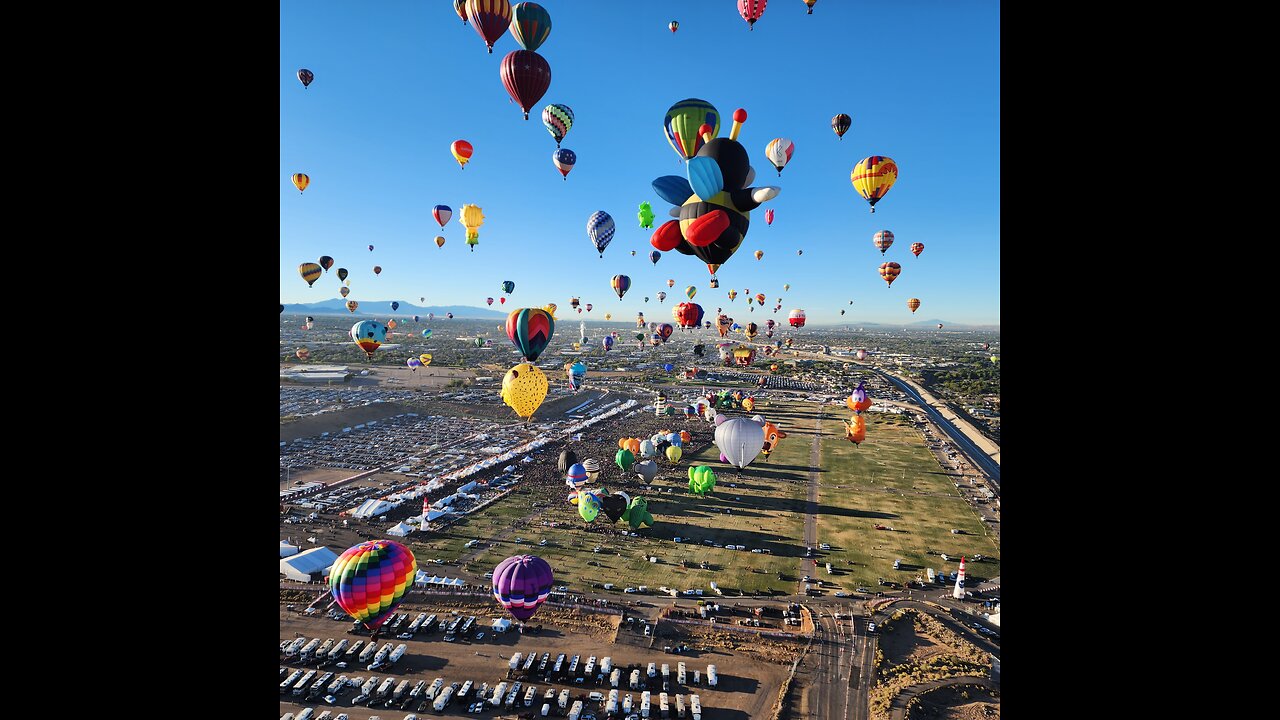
[667, 279, 676, 288]
[744, 322, 758, 340]
[803, 0, 818, 14]
[649, 250, 662, 265]
[297, 68, 314, 89]
[669, 20, 679, 32]
[451, 139, 474, 169]
[879, 262, 901, 287]
[738, 0, 768, 30]
[540, 103, 575, 149]
[336, 268, 348, 282]
[369, 245, 375, 252]
[295, 347, 310, 361]
[982, 343, 990, 351]
[585, 303, 593, 312]
[316, 256, 334, 273]
[509, 2, 551, 52]
[638, 201, 656, 229]
[755, 293, 766, 306]
[419, 353, 433, 366]
[466, 0, 513, 53]
[569, 297, 580, 310]
[612, 274, 631, 299]
[907, 298, 921, 313]
[831, 113, 851, 139]
[492, 554, 553, 622]
[665, 445, 683, 464]
[658, 323, 674, 342]
[446, 312, 454, 319]
[847, 381, 872, 414]
[663, 98, 720, 161]
[788, 309, 806, 328]
[506, 307, 556, 362]
[873, 230, 895, 255]
[685, 285, 697, 300]
[855, 349, 867, 361]
[350, 320, 388, 358]
[754, 250, 764, 261]
[454, 0, 468, 23]
[407, 357, 422, 371]
[459, 203, 484, 251]
[373, 265, 382, 275]
[500, 281, 516, 296]
[565, 360, 587, 391]
[602, 335, 614, 351]
[330, 540, 417, 631]
[552, 148, 576, 179]
[298, 262, 322, 287]
[688, 465, 716, 496]
[844, 415, 866, 445]
[673, 301, 704, 330]
[423, 328, 433, 339]
[502, 363, 548, 420]
[728, 289, 738, 302]
[910, 242, 924, 257]
[340, 287, 350, 298]
[587, 211, 615, 257]
[433, 235, 446, 248]
[432, 204, 452, 229]
[851, 155, 899, 213]
[761, 421, 786, 458]
[564, 462, 587, 490]
[291, 173, 309, 193]
[937, 323, 944, 329]
[991, 355, 1000, 363]
[500, 49, 551, 120]
[486, 297, 495, 306]
[765, 208, 774, 225]
[657, 291, 667, 303]
[764, 138, 794, 176]
[715, 417, 765, 469]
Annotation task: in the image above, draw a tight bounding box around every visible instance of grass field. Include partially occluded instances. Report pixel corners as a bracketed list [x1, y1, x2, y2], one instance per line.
[813, 409, 1000, 588]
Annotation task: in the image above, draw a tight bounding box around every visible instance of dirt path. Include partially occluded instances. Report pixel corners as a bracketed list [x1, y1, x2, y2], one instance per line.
[888, 676, 996, 720]
[803, 407, 824, 554]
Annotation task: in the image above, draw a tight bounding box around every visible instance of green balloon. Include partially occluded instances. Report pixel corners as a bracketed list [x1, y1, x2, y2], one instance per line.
[578, 491, 600, 522]
[615, 448, 636, 471]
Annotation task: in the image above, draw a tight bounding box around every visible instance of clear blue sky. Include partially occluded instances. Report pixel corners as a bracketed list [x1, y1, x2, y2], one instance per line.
[281, 0, 999, 325]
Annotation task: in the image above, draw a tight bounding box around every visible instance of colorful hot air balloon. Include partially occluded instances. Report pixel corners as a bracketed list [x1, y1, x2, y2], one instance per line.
[330, 540, 416, 631]
[500, 49, 551, 120]
[738, 0, 768, 29]
[788, 309, 806, 328]
[784, 284, 791, 291]
[506, 307, 556, 362]
[844, 415, 866, 445]
[728, 289, 738, 302]
[685, 285, 697, 300]
[565, 360, 587, 391]
[552, 148, 576, 179]
[487, 297, 495, 306]
[434, 236, 446, 248]
[492, 554, 553, 622]
[602, 335, 614, 351]
[907, 298, 921, 313]
[466, 0, 513, 53]
[754, 250, 764, 261]
[446, 312, 454, 319]
[803, 0, 818, 13]
[368, 245, 375, 252]
[407, 357, 422, 371]
[764, 137, 794, 176]
[765, 209, 774, 225]
[419, 353, 433, 366]
[910, 242, 924, 257]
[755, 293, 766, 305]
[541, 103, 574, 147]
[879, 261, 901, 287]
[663, 98, 720, 161]
[855, 349, 868, 361]
[291, 173, 309, 193]
[873, 230, 895, 256]
[587, 211, 615, 257]
[454, 0, 469, 23]
[297, 68, 314, 88]
[847, 381, 872, 414]
[451, 140, 474, 169]
[340, 287, 350, 298]
[612, 274, 632, 299]
[688, 465, 716, 496]
[669, 20, 679, 32]
[298, 262, 322, 287]
[502, 363, 548, 420]
[649, 250, 662, 265]
[459, 203, 484, 251]
[831, 113, 851, 139]
[666, 279, 676, 288]
[509, 2, 551, 52]
[657, 291, 667, 303]
[337, 268, 348, 282]
[350, 320, 388, 358]
[432, 205, 452, 229]
[851, 155, 899, 213]
[317, 256, 334, 273]
[296, 347, 310, 361]
[761, 421, 786, 457]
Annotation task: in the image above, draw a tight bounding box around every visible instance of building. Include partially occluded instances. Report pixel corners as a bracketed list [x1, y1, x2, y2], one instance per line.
[280, 546, 340, 582]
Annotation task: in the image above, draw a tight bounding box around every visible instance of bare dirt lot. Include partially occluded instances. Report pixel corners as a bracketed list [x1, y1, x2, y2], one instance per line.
[908, 685, 1000, 720]
[279, 597, 786, 720]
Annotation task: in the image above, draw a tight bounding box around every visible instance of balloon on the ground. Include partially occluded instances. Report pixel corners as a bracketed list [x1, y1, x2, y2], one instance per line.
[502, 363, 548, 420]
[615, 448, 636, 471]
[761, 421, 787, 457]
[665, 445, 682, 463]
[688, 465, 716, 495]
[492, 554, 553, 622]
[715, 417, 765, 469]
[622, 496, 654, 529]
[558, 448, 578, 475]
[330, 540, 417, 630]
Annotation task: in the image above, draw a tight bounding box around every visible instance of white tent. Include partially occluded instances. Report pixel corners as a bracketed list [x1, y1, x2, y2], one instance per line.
[491, 618, 512, 633]
[387, 521, 415, 537]
[280, 546, 340, 582]
[350, 498, 400, 518]
[280, 541, 300, 558]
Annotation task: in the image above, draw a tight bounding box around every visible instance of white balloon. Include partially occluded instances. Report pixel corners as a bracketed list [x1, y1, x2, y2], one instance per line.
[715, 418, 765, 470]
[751, 186, 781, 203]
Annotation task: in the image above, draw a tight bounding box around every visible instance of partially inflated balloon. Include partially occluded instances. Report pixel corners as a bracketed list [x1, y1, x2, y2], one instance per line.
[492, 554, 553, 622]
[502, 363, 548, 420]
[329, 540, 417, 630]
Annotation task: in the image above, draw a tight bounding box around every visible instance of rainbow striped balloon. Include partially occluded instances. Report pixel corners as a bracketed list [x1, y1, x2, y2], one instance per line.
[329, 540, 417, 631]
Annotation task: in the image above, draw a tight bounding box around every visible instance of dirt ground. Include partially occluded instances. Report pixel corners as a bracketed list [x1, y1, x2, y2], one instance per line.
[877, 614, 951, 666]
[279, 598, 785, 720]
[909, 685, 1000, 720]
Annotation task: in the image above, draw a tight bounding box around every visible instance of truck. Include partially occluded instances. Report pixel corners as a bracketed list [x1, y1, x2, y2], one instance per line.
[293, 670, 318, 696]
[327, 639, 349, 663]
[553, 654, 566, 677]
[630, 669, 642, 690]
[299, 638, 322, 662]
[375, 676, 396, 699]
[567, 700, 584, 720]
[690, 693, 702, 720]
[358, 642, 379, 665]
[285, 637, 308, 657]
[568, 654, 580, 677]
[505, 681, 522, 708]
[523, 685, 538, 707]
[601, 656, 613, 675]
[641, 690, 652, 718]
[425, 678, 446, 701]
[509, 652, 523, 671]
[675, 694, 686, 718]
[677, 662, 687, 685]
[706, 665, 717, 688]
[558, 688, 571, 711]
[459, 615, 476, 634]
[433, 685, 455, 712]
[607, 688, 620, 715]
[660, 692, 670, 718]
[610, 668, 622, 688]
[386, 644, 407, 666]
[458, 680, 473, 699]
[281, 670, 304, 693]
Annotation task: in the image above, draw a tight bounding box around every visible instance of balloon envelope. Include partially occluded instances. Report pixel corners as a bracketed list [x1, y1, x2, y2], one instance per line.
[492, 554, 554, 622]
[329, 540, 417, 630]
[714, 417, 765, 469]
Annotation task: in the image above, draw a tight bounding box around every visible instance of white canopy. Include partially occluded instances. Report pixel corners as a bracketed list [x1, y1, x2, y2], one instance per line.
[386, 521, 415, 537]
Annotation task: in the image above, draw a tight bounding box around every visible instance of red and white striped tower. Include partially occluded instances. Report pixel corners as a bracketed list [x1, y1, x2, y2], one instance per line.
[422, 496, 431, 524]
[953, 556, 967, 599]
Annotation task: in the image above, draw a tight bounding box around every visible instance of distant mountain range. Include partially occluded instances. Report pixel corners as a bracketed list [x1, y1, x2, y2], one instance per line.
[813, 319, 1000, 330]
[282, 299, 508, 318]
